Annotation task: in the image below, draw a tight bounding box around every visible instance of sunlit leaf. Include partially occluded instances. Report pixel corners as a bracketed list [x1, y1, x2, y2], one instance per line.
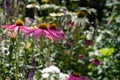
[99, 48, 115, 56]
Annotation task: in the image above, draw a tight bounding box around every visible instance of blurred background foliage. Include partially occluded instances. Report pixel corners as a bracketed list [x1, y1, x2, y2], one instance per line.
[0, 0, 120, 80]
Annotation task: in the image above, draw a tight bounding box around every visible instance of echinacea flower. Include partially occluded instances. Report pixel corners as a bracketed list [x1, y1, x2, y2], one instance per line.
[3, 19, 30, 32]
[25, 23, 50, 39]
[71, 10, 89, 27]
[48, 22, 64, 41]
[67, 71, 90, 80]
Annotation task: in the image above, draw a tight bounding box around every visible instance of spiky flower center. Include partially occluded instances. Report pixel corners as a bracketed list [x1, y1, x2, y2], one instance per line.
[72, 71, 81, 76]
[31, 3, 36, 7]
[37, 23, 48, 29]
[77, 11, 86, 18]
[45, 0, 51, 4]
[15, 20, 24, 26]
[49, 22, 57, 29]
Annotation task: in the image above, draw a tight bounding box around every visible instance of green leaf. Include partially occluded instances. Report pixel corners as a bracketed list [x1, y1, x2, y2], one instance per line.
[99, 48, 115, 57]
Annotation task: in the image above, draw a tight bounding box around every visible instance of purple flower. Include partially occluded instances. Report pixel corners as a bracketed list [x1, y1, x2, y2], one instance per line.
[84, 40, 94, 46]
[91, 59, 101, 66]
[67, 20, 75, 27]
[27, 58, 36, 80]
[3, 20, 30, 33]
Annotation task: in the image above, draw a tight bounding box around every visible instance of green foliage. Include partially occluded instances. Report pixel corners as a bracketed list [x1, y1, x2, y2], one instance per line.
[99, 47, 115, 57]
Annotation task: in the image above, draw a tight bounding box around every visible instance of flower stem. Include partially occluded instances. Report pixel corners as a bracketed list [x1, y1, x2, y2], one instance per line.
[15, 28, 20, 80]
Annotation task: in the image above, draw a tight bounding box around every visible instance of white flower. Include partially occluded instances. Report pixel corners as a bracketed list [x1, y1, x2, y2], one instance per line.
[96, 34, 103, 42]
[59, 73, 68, 80]
[41, 73, 49, 79]
[49, 13, 64, 17]
[49, 66, 60, 73]
[39, 4, 59, 10]
[71, 13, 89, 27]
[26, 4, 40, 9]
[41, 65, 60, 73]
[84, 30, 93, 40]
[89, 50, 101, 57]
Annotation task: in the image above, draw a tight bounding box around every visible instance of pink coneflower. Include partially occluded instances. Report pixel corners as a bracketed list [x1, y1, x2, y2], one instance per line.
[25, 23, 51, 39]
[67, 71, 90, 80]
[48, 22, 64, 41]
[3, 19, 29, 32]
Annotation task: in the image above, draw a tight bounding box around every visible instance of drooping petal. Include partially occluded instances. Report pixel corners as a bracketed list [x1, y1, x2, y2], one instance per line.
[43, 30, 57, 41]
[14, 27, 19, 32]
[3, 24, 16, 30]
[48, 29, 64, 40]
[21, 26, 32, 33]
[33, 29, 42, 38]
[25, 28, 36, 36]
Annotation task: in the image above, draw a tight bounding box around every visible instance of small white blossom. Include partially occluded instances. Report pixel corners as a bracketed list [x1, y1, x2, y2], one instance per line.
[41, 73, 49, 79]
[41, 65, 60, 73]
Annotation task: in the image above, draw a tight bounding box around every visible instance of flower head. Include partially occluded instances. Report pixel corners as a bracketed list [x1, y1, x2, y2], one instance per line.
[37, 23, 48, 29]
[67, 71, 90, 80]
[15, 19, 24, 26]
[3, 19, 30, 32]
[49, 22, 57, 29]
[25, 23, 50, 39]
[48, 22, 64, 41]
[71, 11, 89, 27]
[41, 65, 60, 73]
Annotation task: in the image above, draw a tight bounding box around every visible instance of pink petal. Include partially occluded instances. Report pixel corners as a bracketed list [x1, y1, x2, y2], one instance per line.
[3, 24, 16, 30]
[48, 29, 64, 40]
[33, 29, 42, 38]
[21, 26, 32, 33]
[43, 30, 57, 41]
[14, 27, 19, 32]
[25, 28, 36, 35]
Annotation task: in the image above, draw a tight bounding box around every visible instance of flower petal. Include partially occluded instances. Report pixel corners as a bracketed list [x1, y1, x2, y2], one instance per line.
[33, 29, 42, 38]
[25, 28, 36, 36]
[3, 24, 16, 30]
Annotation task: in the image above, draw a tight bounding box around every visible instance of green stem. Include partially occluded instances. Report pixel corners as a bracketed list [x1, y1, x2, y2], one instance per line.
[15, 28, 20, 80]
[39, 38, 43, 66]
